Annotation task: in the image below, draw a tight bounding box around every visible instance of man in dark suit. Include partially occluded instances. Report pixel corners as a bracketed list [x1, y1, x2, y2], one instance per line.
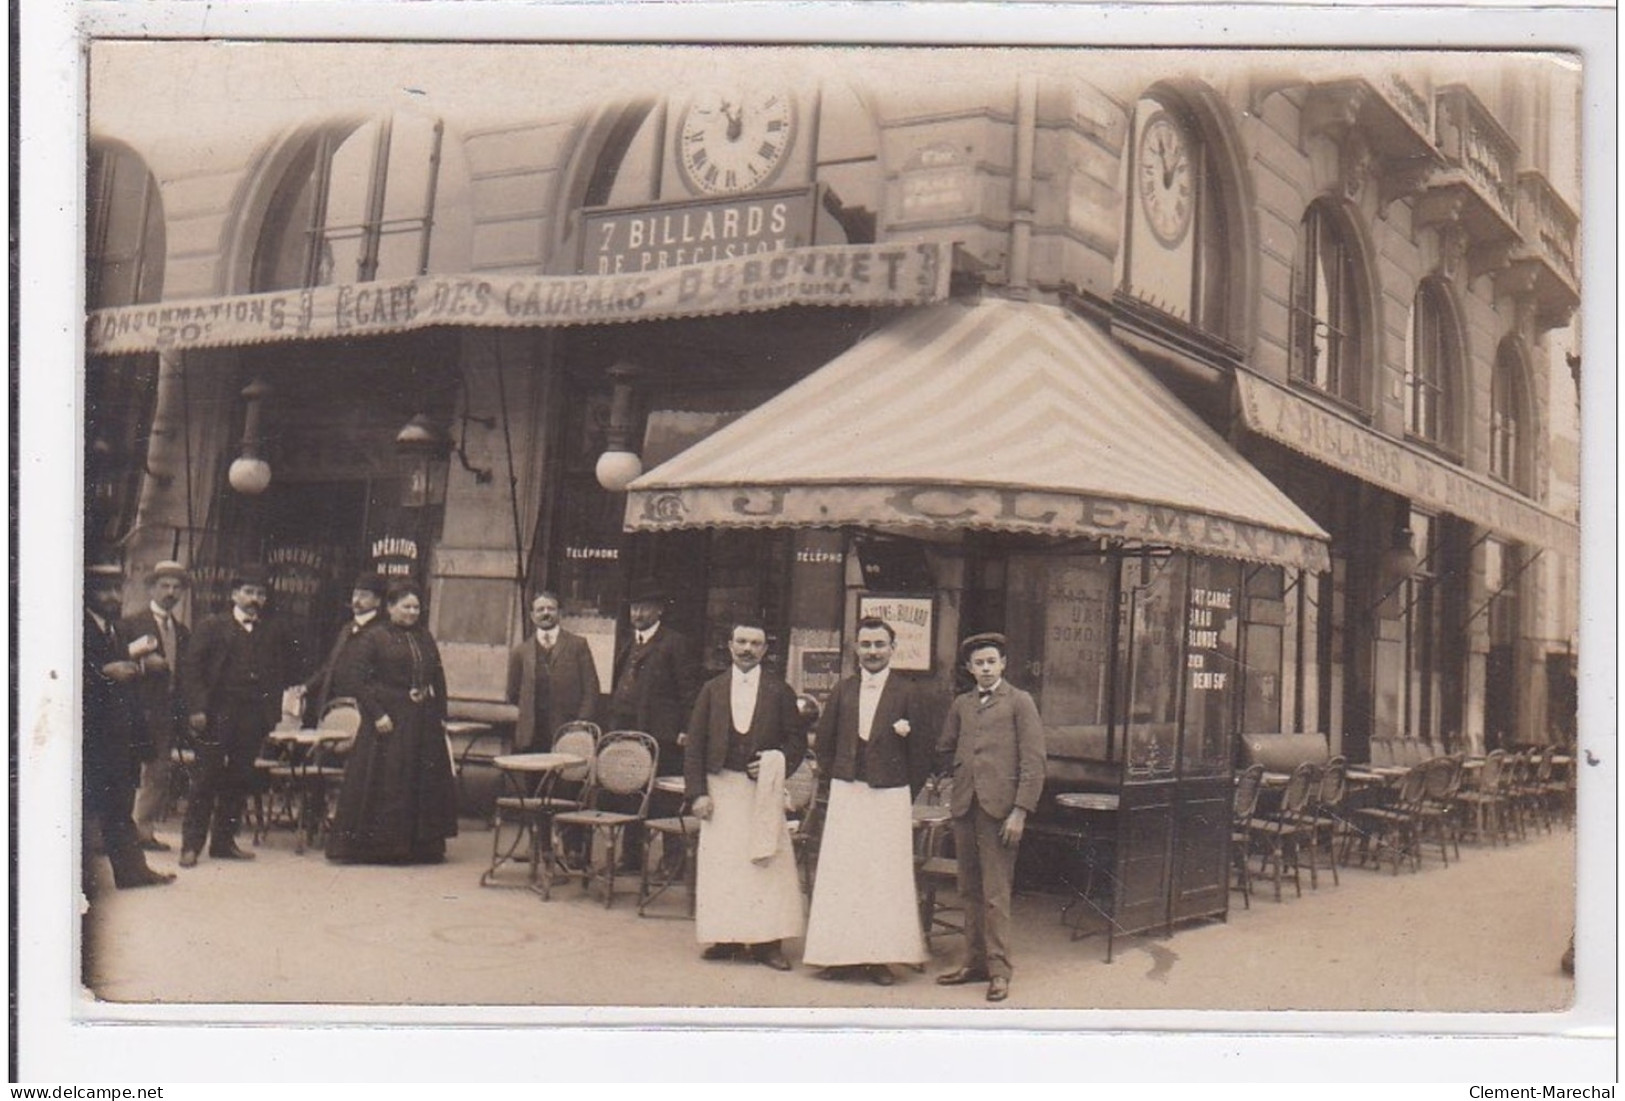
[684, 620, 807, 972]
[301, 571, 386, 723]
[934, 632, 1046, 1003]
[802, 616, 940, 985]
[83, 564, 175, 891]
[507, 590, 601, 751]
[117, 559, 192, 853]
[609, 585, 698, 873]
[178, 564, 303, 868]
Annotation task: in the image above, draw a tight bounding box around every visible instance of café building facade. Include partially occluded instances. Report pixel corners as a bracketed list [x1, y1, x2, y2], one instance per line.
[89, 51, 1581, 841]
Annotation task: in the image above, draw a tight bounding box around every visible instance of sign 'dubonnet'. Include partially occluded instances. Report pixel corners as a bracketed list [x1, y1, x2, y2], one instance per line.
[86, 241, 951, 356]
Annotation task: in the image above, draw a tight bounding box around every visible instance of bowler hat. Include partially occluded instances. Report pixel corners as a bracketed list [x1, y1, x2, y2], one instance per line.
[230, 563, 272, 590]
[145, 560, 191, 586]
[959, 632, 1009, 660]
[627, 580, 667, 605]
[351, 571, 388, 598]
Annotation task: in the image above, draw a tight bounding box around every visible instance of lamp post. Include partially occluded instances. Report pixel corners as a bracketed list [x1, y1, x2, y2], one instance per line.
[595, 361, 643, 493]
[227, 378, 273, 496]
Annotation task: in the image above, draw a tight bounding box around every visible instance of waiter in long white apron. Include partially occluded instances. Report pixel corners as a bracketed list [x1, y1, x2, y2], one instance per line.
[803, 616, 941, 985]
[685, 620, 808, 971]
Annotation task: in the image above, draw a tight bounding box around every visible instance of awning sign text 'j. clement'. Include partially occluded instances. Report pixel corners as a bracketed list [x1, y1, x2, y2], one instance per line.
[85, 242, 951, 356]
[1235, 372, 1580, 557]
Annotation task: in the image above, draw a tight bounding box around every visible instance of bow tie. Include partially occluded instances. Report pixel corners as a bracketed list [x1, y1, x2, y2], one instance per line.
[977, 689, 993, 705]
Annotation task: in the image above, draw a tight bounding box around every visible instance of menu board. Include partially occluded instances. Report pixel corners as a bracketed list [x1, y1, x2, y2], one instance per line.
[1185, 584, 1236, 693]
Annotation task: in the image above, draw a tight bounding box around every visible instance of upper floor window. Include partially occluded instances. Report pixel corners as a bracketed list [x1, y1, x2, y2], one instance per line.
[87, 143, 165, 308]
[1289, 198, 1366, 409]
[252, 113, 442, 291]
[1490, 340, 1529, 491]
[1404, 279, 1462, 454]
[1118, 95, 1231, 338]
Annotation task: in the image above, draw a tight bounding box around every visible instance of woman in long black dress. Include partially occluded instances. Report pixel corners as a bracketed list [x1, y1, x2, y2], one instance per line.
[327, 581, 458, 864]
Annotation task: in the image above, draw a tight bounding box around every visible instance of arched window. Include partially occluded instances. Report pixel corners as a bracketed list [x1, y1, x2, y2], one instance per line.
[1404, 279, 1462, 454]
[1119, 94, 1231, 338]
[86, 143, 165, 556]
[1289, 198, 1367, 409]
[251, 113, 442, 291]
[1490, 340, 1529, 491]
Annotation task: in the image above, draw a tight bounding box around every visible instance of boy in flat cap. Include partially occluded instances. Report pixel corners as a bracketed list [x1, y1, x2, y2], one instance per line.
[934, 632, 1045, 1003]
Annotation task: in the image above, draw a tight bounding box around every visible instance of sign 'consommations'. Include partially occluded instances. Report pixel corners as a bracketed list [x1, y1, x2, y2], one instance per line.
[86, 242, 951, 356]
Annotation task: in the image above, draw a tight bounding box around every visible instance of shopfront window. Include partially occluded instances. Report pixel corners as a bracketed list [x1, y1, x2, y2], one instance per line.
[1401, 513, 1443, 745]
[251, 113, 443, 291]
[1483, 536, 1521, 751]
[1005, 555, 1116, 762]
[1121, 554, 1184, 777]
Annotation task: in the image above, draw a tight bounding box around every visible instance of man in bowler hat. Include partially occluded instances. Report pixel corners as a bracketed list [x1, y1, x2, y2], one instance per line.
[178, 564, 303, 867]
[117, 559, 192, 852]
[934, 632, 1046, 1003]
[302, 570, 388, 723]
[83, 564, 175, 890]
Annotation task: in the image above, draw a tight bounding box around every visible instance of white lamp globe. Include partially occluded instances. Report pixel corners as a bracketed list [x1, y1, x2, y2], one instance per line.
[595, 450, 643, 493]
[228, 455, 273, 495]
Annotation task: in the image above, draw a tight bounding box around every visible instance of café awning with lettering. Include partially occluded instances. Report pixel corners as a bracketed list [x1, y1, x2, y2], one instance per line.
[623, 297, 1331, 573]
[1234, 371, 1580, 557]
[84, 242, 951, 356]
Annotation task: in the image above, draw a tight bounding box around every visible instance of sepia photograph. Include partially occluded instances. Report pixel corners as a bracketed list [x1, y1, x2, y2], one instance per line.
[17, 1, 1615, 1082]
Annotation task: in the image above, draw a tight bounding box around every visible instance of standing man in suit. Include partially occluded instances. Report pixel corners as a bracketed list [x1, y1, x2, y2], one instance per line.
[802, 616, 940, 985]
[83, 564, 175, 891]
[178, 564, 303, 868]
[684, 620, 806, 972]
[117, 559, 192, 853]
[609, 585, 697, 773]
[301, 571, 387, 724]
[609, 584, 698, 873]
[934, 633, 1046, 1003]
[507, 590, 601, 751]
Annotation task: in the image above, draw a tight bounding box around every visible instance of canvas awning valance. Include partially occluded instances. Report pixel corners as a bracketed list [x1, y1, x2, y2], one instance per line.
[624, 297, 1331, 573]
[84, 242, 951, 356]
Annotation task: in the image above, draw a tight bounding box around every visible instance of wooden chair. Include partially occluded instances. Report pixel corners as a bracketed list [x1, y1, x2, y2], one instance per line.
[1249, 762, 1315, 900]
[1415, 755, 1461, 866]
[1230, 764, 1266, 909]
[913, 775, 962, 948]
[1454, 749, 1508, 846]
[1345, 765, 1426, 873]
[484, 721, 600, 895]
[552, 731, 658, 908]
[1301, 756, 1346, 886]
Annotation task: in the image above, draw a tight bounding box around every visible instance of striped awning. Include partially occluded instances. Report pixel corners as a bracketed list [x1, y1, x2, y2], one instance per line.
[624, 297, 1331, 572]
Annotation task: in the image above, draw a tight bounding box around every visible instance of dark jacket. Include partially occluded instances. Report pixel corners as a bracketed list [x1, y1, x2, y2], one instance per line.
[305, 614, 383, 718]
[814, 669, 940, 795]
[936, 680, 1047, 819]
[116, 606, 189, 745]
[684, 667, 808, 800]
[84, 611, 152, 798]
[507, 630, 601, 751]
[181, 611, 302, 731]
[610, 623, 698, 746]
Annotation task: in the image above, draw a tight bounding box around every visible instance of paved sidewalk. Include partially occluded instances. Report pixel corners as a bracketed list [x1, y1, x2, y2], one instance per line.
[82, 818, 1575, 1013]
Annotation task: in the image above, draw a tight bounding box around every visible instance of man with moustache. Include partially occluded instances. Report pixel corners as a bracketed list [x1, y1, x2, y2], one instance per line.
[178, 564, 303, 868]
[117, 560, 192, 853]
[302, 571, 387, 723]
[507, 590, 601, 752]
[802, 617, 940, 985]
[934, 633, 1046, 1003]
[684, 620, 806, 972]
[83, 564, 175, 890]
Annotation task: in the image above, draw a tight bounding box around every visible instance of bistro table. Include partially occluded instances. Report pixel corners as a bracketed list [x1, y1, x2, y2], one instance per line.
[481, 751, 587, 899]
[256, 727, 354, 853]
[1035, 791, 1123, 958]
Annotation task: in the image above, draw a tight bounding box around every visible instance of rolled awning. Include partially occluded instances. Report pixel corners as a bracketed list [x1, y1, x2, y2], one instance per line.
[624, 297, 1331, 573]
[84, 242, 951, 356]
[1235, 371, 1580, 557]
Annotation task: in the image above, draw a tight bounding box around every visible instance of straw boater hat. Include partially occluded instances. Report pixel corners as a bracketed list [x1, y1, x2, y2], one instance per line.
[85, 563, 124, 585]
[145, 560, 191, 585]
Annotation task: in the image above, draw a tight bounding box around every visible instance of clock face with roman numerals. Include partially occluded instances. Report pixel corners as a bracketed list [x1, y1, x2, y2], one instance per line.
[676, 89, 796, 195]
[1137, 109, 1194, 248]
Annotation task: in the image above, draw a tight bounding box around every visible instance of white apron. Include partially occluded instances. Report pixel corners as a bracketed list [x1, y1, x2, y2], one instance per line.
[802, 778, 927, 967]
[695, 769, 806, 945]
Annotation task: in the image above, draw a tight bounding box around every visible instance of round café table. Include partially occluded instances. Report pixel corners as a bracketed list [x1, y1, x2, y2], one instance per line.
[481, 751, 587, 899]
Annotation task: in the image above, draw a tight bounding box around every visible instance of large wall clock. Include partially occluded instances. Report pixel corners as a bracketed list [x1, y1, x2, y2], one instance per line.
[675, 89, 796, 195]
[1136, 109, 1195, 248]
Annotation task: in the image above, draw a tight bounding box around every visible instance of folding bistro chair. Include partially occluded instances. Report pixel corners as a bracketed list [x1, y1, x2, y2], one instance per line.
[552, 731, 658, 908]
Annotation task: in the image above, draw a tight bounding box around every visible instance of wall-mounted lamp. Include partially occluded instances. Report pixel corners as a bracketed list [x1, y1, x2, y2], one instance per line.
[227, 378, 273, 495]
[395, 412, 451, 507]
[1382, 525, 1419, 587]
[595, 361, 643, 493]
